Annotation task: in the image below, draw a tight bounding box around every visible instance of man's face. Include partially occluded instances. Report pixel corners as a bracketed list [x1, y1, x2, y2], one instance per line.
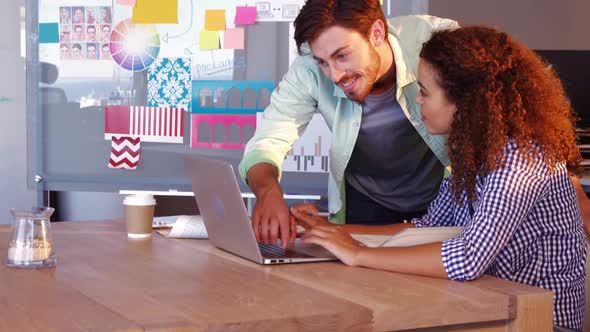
[87, 27, 96, 41]
[309, 26, 380, 104]
[88, 46, 97, 59]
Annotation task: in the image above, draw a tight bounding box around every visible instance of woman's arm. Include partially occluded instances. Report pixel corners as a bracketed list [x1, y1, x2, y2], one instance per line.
[355, 242, 447, 278]
[291, 204, 414, 235]
[301, 225, 446, 278]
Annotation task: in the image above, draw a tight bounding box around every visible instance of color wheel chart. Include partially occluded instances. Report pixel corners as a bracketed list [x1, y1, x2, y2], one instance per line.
[109, 18, 160, 71]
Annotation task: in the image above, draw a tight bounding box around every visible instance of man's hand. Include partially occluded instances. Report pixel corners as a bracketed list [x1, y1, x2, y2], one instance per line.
[247, 163, 295, 247]
[252, 185, 292, 246]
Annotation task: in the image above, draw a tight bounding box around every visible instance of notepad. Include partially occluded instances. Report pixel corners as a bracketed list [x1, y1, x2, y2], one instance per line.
[153, 215, 208, 239]
[351, 227, 463, 248]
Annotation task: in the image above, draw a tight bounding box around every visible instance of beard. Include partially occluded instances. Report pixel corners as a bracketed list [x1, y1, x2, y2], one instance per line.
[344, 44, 381, 104]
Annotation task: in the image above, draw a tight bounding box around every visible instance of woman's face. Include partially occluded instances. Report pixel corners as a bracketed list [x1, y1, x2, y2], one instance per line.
[73, 8, 84, 23]
[415, 59, 457, 135]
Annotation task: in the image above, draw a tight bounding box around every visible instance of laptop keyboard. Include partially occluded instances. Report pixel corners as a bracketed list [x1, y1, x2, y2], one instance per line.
[258, 243, 313, 259]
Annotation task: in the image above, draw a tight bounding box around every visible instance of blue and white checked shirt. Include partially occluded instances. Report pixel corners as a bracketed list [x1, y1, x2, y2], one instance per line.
[412, 142, 586, 330]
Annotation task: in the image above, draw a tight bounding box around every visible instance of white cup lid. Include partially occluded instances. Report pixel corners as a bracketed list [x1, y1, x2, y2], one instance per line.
[123, 194, 156, 206]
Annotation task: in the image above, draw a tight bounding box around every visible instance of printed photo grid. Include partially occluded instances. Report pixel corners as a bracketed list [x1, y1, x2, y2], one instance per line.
[59, 6, 112, 60]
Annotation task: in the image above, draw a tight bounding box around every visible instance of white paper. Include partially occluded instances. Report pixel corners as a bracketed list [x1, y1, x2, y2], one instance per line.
[154, 215, 208, 238]
[352, 227, 464, 248]
[350, 234, 391, 248]
[282, 114, 332, 173]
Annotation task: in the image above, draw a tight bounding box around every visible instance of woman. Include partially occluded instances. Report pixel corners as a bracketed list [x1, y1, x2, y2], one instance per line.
[59, 7, 71, 24]
[291, 26, 585, 331]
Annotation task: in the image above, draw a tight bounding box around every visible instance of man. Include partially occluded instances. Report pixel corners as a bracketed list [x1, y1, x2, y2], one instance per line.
[240, 0, 457, 247]
[239, 0, 590, 246]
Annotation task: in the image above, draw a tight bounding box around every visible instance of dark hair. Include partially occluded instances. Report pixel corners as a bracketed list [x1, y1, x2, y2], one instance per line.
[294, 0, 386, 55]
[72, 43, 82, 50]
[420, 26, 581, 203]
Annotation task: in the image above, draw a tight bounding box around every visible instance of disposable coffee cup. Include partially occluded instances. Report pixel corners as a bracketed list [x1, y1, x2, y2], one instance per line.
[123, 194, 156, 239]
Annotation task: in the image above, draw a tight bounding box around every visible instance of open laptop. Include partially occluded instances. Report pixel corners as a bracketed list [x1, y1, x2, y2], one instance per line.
[184, 157, 337, 265]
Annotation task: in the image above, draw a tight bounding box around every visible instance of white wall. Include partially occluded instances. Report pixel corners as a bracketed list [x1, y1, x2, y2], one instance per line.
[429, 0, 590, 50]
[0, 0, 36, 224]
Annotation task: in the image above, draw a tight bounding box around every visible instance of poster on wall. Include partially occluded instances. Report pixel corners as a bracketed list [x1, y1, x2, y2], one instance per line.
[40, 0, 115, 78]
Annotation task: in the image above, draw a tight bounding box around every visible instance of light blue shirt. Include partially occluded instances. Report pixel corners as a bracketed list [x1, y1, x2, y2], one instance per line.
[239, 15, 458, 217]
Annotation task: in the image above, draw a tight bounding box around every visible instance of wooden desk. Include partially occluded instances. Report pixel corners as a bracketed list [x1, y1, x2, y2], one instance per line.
[0, 221, 553, 331]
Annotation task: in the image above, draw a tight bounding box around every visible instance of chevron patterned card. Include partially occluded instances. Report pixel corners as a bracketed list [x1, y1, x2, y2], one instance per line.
[108, 136, 140, 170]
[147, 58, 192, 110]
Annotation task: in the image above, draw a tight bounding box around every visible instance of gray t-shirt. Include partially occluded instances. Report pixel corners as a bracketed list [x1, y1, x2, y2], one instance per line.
[345, 86, 444, 212]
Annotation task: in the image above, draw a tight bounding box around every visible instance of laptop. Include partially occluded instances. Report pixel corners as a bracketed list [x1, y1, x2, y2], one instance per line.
[184, 157, 337, 265]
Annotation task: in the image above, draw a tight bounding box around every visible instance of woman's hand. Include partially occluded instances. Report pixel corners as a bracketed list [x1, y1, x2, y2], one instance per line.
[289, 203, 333, 230]
[301, 225, 364, 266]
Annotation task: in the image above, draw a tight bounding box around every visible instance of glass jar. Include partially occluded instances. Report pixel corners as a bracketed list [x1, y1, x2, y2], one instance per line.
[5, 207, 56, 268]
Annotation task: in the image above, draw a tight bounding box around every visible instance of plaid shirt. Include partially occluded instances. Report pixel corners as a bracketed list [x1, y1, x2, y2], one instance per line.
[413, 142, 586, 330]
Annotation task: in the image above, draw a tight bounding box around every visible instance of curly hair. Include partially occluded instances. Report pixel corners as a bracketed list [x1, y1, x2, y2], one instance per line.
[419, 26, 581, 203]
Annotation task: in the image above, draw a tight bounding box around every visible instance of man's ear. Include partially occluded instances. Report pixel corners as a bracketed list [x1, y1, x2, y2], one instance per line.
[369, 19, 386, 47]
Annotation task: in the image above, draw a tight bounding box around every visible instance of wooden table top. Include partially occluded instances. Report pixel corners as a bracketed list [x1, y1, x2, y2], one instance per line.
[0, 220, 553, 331]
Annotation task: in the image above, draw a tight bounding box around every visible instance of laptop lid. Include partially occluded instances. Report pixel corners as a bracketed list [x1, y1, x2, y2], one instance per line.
[184, 157, 263, 263]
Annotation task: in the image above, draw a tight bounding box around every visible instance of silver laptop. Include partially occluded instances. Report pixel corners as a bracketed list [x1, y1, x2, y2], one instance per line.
[184, 157, 337, 265]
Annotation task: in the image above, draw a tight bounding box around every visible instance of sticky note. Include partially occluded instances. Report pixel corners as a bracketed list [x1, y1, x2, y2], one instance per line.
[204, 9, 226, 31]
[116, 0, 136, 5]
[234, 6, 257, 25]
[223, 28, 244, 50]
[199, 31, 219, 50]
[132, 0, 178, 24]
[38, 23, 59, 43]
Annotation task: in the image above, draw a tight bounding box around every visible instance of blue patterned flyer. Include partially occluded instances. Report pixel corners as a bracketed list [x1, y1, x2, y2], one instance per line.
[147, 58, 192, 110]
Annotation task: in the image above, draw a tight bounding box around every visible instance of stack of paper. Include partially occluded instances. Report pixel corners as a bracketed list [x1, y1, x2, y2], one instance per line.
[153, 215, 208, 239]
[351, 227, 463, 248]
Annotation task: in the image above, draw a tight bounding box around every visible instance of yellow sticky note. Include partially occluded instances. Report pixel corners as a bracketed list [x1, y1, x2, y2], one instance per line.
[199, 31, 220, 50]
[205, 9, 226, 31]
[132, 0, 178, 24]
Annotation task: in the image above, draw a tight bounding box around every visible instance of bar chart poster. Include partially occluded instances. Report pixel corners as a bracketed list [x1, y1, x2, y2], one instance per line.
[282, 114, 331, 173]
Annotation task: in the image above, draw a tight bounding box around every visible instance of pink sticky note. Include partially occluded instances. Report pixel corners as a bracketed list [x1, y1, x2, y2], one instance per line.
[234, 6, 256, 25]
[117, 0, 137, 5]
[223, 28, 244, 50]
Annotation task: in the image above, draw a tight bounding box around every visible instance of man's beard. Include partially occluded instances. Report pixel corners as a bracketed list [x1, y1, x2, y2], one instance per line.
[345, 45, 380, 104]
